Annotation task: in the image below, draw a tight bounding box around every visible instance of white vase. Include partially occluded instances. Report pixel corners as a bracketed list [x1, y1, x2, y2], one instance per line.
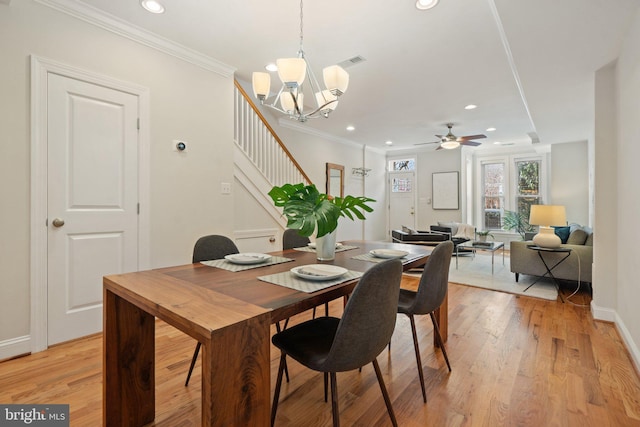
[315, 230, 337, 261]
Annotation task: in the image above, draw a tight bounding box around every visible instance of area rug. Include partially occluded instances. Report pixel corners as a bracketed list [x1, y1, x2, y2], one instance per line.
[407, 251, 559, 301]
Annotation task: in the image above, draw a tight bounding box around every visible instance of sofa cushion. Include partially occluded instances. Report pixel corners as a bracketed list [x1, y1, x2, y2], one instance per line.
[585, 232, 594, 246]
[553, 226, 571, 243]
[567, 228, 588, 245]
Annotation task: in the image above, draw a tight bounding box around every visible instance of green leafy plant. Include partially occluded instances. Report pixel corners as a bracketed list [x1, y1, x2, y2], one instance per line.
[268, 183, 375, 238]
[502, 210, 536, 240]
[476, 230, 494, 238]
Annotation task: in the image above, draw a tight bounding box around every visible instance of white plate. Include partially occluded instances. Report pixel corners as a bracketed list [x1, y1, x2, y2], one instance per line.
[291, 264, 348, 281]
[370, 249, 409, 259]
[224, 253, 271, 265]
[308, 242, 343, 249]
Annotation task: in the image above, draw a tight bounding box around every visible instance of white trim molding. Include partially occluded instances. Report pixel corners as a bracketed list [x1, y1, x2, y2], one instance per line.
[0, 336, 30, 362]
[34, 0, 235, 77]
[591, 301, 640, 375]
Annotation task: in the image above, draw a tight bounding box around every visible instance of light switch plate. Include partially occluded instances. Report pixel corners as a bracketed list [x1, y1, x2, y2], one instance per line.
[221, 182, 231, 194]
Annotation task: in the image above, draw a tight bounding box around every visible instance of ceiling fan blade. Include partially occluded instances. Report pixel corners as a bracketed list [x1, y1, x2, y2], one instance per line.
[435, 145, 443, 150]
[414, 141, 440, 146]
[460, 140, 482, 146]
[435, 134, 444, 139]
[457, 134, 487, 141]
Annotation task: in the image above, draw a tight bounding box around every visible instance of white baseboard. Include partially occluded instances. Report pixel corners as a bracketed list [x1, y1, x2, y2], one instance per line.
[591, 301, 640, 374]
[0, 335, 31, 362]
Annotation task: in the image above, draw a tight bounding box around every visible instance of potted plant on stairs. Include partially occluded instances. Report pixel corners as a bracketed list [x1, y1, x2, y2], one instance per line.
[268, 183, 375, 260]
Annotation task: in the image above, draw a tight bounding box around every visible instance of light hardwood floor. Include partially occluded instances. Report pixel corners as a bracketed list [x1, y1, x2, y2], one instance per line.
[1, 278, 639, 426]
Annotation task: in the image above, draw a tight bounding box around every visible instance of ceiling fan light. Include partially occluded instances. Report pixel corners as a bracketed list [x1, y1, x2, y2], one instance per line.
[277, 58, 306, 89]
[441, 140, 460, 149]
[323, 65, 349, 96]
[280, 91, 303, 114]
[252, 72, 271, 101]
[416, 0, 439, 10]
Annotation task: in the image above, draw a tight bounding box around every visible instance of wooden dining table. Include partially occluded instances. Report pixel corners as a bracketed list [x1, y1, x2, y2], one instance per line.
[103, 240, 445, 426]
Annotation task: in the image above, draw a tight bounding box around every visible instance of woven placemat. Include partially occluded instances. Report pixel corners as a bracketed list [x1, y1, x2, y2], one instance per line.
[201, 256, 294, 272]
[293, 245, 358, 253]
[257, 269, 363, 293]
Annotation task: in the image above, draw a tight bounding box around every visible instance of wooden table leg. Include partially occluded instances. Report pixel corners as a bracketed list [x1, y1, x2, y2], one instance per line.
[103, 288, 155, 427]
[202, 314, 271, 426]
[433, 291, 448, 346]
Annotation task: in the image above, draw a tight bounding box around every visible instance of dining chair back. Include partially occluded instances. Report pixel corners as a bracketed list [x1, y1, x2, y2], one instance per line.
[185, 234, 239, 386]
[271, 258, 403, 427]
[282, 228, 310, 250]
[192, 234, 239, 263]
[396, 240, 453, 402]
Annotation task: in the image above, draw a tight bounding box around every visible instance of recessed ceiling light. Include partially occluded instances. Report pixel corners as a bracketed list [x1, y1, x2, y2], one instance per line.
[140, 0, 165, 13]
[464, 104, 477, 110]
[416, 0, 439, 10]
[493, 141, 502, 145]
[385, 140, 393, 146]
[486, 127, 496, 132]
[265, 63, 278, 72]
[346, 125, 355, 131]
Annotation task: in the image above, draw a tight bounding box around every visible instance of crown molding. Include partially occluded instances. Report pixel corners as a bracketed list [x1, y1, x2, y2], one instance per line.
[34, 0, 236, 78]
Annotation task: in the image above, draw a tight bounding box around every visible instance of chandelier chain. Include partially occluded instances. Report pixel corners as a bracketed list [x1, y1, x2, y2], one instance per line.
[299, 0, 304, 51]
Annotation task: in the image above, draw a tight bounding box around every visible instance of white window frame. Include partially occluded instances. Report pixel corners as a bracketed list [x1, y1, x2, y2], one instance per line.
[473, 151, 548, 233]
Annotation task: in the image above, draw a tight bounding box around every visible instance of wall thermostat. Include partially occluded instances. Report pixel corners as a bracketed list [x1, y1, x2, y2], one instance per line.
[172, 139, 188, 152]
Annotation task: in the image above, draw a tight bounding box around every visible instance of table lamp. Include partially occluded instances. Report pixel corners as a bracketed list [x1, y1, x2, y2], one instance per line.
[528, 205, 566, 248]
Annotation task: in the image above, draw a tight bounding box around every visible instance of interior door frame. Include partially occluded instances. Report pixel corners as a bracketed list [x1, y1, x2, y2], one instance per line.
[30, 55, 151, 352]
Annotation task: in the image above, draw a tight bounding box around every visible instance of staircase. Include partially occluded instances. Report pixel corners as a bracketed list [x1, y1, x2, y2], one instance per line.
[233, 80, 311, 228]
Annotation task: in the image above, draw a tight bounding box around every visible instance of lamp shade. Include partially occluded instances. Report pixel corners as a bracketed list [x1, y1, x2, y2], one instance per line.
[315, 90, 338, 111]
[529, 205, 566, 226]
[277, 58, 306, 88]
[323, 65, 349, 96]
[280, 91, 303, 113]
[252, 72, 271, 100]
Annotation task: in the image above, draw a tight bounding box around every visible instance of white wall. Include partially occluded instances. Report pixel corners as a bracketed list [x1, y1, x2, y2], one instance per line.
[551, 141, 589, 226]
[386, 148, 463, 231]
[600, 8, 640, 369]
[0, 1, 235, 354]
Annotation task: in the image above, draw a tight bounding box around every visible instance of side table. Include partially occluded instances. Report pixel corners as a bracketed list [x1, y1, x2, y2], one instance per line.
[524, 245, 572, 303]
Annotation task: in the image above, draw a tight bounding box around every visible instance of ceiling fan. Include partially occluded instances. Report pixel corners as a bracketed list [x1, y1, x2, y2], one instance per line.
[415, 123, 486, 149]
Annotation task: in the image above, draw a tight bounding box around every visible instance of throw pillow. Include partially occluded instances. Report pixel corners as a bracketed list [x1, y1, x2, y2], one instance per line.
[438, 221, 458, 236]
[553, 226, 571, 244]
[402, 225, 417, 234]
[567, 228, 588, 245]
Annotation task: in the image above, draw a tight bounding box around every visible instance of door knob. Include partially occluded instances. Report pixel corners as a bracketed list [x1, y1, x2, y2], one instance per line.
[52, 218, 65, 227]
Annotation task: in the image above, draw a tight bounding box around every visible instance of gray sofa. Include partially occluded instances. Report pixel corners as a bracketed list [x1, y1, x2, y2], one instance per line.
[510, 225, 593, 284]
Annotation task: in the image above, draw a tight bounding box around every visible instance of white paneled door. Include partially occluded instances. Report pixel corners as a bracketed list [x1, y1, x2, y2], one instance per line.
[47, 73, 139, 345]
[389, 171, 416, 232]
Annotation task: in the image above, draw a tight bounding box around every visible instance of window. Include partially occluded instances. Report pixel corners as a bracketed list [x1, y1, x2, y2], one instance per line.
[475, 153, 546, 232]
[481, 162, 504, 230]
[389, 158, 415, 171]
[515, 159, 542, 222]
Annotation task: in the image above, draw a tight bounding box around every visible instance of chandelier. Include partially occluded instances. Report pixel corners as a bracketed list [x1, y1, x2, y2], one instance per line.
[251, 0, 349, 122]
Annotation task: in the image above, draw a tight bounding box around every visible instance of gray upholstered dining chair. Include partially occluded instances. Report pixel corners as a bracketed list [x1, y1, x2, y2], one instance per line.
[282, 228, 310, 250]
[270, 259, 403, 427]
[185, 234, 239, 386]
[396, 240, 453, 402]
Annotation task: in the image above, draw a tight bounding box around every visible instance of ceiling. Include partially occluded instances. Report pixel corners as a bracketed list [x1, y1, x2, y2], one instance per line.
[62, 0, 639, 151]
